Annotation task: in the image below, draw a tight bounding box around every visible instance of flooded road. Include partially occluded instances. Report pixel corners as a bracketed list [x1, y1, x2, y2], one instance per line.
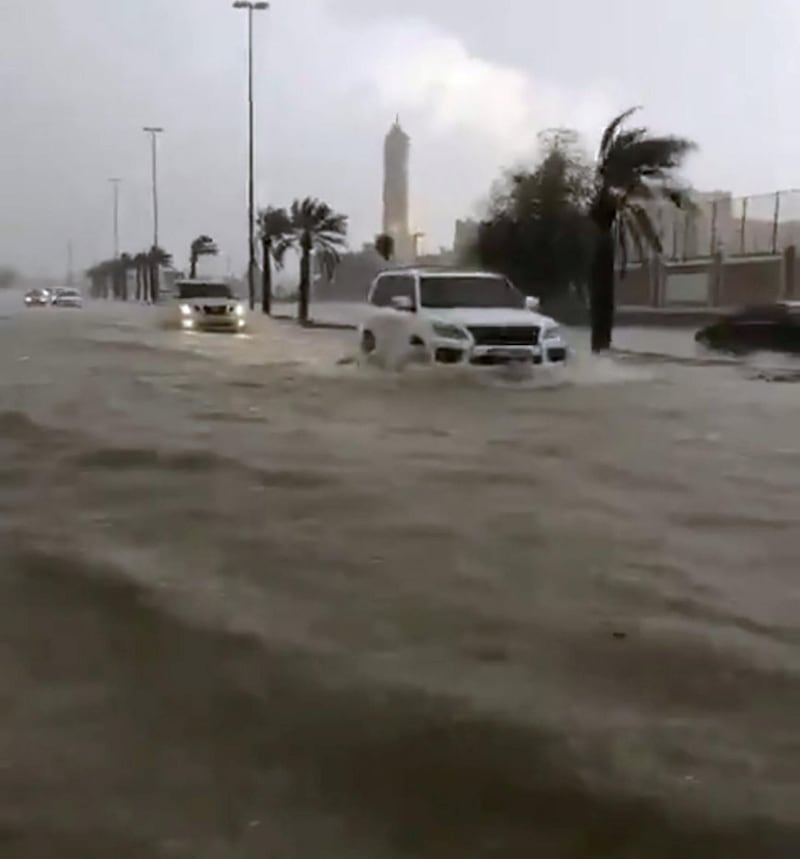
[1, 297, 798, 857]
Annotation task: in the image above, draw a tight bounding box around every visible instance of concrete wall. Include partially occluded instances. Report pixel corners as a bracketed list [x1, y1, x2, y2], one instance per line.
[717, 256, 782, 306]
[663, 261, 713, 306]
[615, 264, 652, 306]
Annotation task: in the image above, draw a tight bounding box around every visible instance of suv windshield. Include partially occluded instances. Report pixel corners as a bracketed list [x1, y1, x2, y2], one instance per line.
[420, 275, 524, 309]
[177, 282, 234, 300]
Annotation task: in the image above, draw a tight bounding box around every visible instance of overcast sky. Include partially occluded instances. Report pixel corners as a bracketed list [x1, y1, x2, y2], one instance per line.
[2, 0, 798, 276]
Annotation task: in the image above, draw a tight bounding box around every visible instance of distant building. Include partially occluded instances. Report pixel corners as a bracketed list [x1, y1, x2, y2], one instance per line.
[382, 117, 414, 262]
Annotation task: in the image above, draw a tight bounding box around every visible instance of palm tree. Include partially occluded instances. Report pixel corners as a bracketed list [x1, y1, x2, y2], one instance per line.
[112, 253, 133, 300]
[86, 263, 105, 299]
[91, 260, 114, 299]
[189, 235, 218, 279]
[276, 198, 348, 323]
[133, 252, 149, 302]
[257, 206, 291, 315]
[589, 107, 696, 351]
[146, 246, 173, 304]
[375, 232, 395, 261]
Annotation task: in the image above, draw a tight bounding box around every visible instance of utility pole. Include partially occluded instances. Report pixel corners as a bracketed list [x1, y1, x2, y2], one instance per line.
[233, 1, 269, 310]
[109, 178, 121, 258]
[67, 240, 74, 285]
[142, 127, 164, 249]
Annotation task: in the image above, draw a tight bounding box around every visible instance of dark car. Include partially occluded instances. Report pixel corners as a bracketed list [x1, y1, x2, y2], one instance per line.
[24, 288, 50, 307]
[695, 302, 800, 355]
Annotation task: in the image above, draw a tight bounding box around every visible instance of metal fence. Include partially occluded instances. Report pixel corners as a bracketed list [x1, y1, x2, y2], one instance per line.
[628, 189, 800, 262]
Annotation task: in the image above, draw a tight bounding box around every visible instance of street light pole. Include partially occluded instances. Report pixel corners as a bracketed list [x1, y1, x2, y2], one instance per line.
[233, 1, 269, 310]
[109, 178, 121, 258]
[142, 127, 164, 249]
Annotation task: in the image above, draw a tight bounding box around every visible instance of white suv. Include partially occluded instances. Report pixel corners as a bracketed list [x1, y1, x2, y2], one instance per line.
[165, 280, 247, 333]
[359, 268, 568, 366]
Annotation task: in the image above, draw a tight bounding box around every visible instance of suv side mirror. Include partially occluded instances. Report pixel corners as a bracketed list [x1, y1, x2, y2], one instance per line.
[525, 295, 541, 312]
[390, 295, 415, 312]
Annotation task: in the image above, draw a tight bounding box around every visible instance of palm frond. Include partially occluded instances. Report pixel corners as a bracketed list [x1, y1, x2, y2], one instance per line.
[663, 186, 696, 213]
[318, 247, 341, 280]
[604, 136, 696, 191]
[287, 197, 348, 251]
[258, 206, 292, 239]
[272, 235, 295, 270]
[626, 203, 663, 255]
[620, 210, 648, 263]
[599, 106, 641, 161]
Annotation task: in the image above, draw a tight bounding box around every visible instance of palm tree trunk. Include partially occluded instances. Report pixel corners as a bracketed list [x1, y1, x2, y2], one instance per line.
[589, 212, 616, 352]
[261, 237, 272, 315]
[150, 263, 158, 304]
[298, 241, 311, 324]
[190, 255, 197, 279]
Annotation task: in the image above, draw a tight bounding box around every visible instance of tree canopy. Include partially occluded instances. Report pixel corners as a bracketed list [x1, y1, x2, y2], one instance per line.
[469, 130, 595, 304]
[468, 116, 695, 327]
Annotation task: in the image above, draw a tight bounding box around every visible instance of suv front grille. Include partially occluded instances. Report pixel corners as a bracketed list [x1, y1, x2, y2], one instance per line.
[468, 325, 540, 346]
[203, 305, 230, 316]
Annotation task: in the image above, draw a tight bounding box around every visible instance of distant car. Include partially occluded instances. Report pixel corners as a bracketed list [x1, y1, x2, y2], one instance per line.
[24, 288, 50, 307]
[358, 267, 568, 366]
[165, 280, 247, 333]
[695, 302, 800, 355]
[50, 287, 83, 308]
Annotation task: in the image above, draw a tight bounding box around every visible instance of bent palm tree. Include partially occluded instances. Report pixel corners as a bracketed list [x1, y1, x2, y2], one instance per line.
[147, 246, 173, 304]
[277, 198, 348, 324]
[133, 252, 148, 301]
[114, 253, 133, 300]
[589, 108, 696, 351]
[257, 206, 291, 315]
[86, 263, 105, 299]
[189, 235, 218, 279]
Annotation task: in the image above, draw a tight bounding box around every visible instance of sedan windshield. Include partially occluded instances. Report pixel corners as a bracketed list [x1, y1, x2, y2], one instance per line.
[420, 276, 524, 309]
[178, 282, 233, 300]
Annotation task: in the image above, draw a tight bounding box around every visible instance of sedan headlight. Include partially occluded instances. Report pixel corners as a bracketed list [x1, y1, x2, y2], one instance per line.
[180, 303, 193, 316]
[235, 303, 245, 317]
[432, 322, 469, 340]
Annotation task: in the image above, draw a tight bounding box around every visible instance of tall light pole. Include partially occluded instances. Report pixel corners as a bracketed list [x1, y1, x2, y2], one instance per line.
[233, 0, 269, 310]
[142, 127, 164, 249]
[67, 240, 74, 285]
[109, 178, 121, 258]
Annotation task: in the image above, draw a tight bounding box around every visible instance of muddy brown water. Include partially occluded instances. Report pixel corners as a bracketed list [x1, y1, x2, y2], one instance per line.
[0, 298, 798, 857]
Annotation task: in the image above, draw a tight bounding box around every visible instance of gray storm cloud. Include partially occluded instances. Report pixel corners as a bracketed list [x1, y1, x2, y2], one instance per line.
[1, 0, 797, 276]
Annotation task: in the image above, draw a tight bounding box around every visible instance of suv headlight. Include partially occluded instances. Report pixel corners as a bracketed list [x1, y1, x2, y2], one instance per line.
[180, 303, 193, 316]
[235, 303, 245, 317]
[432, 322, 469, 340]
[543, 325, 562, 339]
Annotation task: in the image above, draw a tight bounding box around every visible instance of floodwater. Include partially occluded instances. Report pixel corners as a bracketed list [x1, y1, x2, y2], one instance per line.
[1, 294, 798, 858]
